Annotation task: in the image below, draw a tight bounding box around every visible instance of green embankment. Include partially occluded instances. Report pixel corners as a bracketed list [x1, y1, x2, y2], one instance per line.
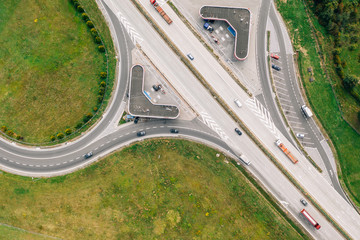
[276, 0, 360, 207]
[0, 140, 305, 239]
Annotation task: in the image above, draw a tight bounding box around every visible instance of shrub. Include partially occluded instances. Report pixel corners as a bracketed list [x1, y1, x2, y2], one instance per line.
[83, 113, 93, 123]
[81, 13, 89, 21]
[98, 45, 105, 52]
[343, 75, 358, 90]
[358, 111, 360, 123]
[16, 135, 22, 140]
[97, 96, 104, 103]
[336, 67, 345, 80]
[1, 126, 7, 132]
[93, 107, 98, 112]
[350, 36, 358, 44]
[99, 87, 105, 96]
[90, 28, 98, 36]
[50, 135, 56, 141]
[75, 122, 83, 129]
[86, 21, 94, 28]
[77, 5, 84, 13]
[100, 81, 106, 87]
[74, 1, 80, 8]
[358, 53, 360, 63]
[349, 44, 358, 51]
[65, 128, 72, 135]
[341, 60, 347, 68]
[94, 36, 102, 44]
[57, 133, 64, 139]
[7, 130, 13, 136]
[334, 55, 341, 65]
[100, 72, 107, 79]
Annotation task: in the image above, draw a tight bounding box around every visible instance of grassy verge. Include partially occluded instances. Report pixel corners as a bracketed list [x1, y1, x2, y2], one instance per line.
[0, 0, 110, 144]
[0, 224, 53, 240]
[275, 0, 360, 210]
[0, 139, 306, 239]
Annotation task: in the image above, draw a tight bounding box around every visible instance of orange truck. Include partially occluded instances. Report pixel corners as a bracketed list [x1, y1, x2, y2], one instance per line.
[150, 0, 173, 25]
[275, 139, 298, 164]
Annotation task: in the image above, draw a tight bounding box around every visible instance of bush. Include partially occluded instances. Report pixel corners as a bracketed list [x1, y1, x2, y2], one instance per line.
[16, 135, 22, 140]
[334, 54, 341, 65]
[97, 95, 103, 103]
[98, 45, 105, 52]
[81, 13, 89, 21]
[341, 60, 347, 68]
[50, 135, 56, 141]
[86, 21, 94, 28]
[100, 81, 106, 87]
[83, 113, 93, 123]
[343, 75, 358, 90]
[350, 36, 358, 44]
[336, 66, 345, 80]
[75, 122, 83, 129]
[65, 128, 72, 135]
[74, 1, 80, 8]
[1, 126, 7, 132]
[57, 133, 64, 139]
[99, 87, 105, 96]
[358, 111, 360, 123]
[358, 54, 360, 63]
[94, 36, 102, 44]
[93, 107, 98, 112]
[76, 5, 84, 13]
[7, 130, 13, 136]
[349, 44, 358, 51]
[100, 72, 107, 79]
[90, 28, 98, 36]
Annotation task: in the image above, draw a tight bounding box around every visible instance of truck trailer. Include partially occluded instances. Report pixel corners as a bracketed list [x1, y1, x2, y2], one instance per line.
[150, 0, 173, 25]
[301, 209, 321, 230]
[275, 139, 298, 164]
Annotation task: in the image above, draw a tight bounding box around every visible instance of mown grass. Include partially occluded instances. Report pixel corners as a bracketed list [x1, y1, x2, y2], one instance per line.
[0, 0, 108, 143]
[276, 0, 360, 207]
[0, 224, 51, 240]
[0, 140, 304, 239]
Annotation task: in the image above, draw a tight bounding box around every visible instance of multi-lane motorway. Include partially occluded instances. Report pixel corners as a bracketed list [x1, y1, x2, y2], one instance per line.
[0, 0, 359, 239]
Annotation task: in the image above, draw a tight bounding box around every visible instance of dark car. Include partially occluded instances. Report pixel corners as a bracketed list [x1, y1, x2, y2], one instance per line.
[134, 117, 139, 124]
[235, 128, 242, 135]
[152, 85, 160, 91]
[137, 131, 146, 137]
[170, 129, 179, 133]
[300, 199, 308, 206]
[84, 151, 93, 159]
[272, 64, 281, 71]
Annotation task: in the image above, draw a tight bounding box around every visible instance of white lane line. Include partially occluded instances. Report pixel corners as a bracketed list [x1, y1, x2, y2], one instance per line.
[286, 115, 299, 120]
[22, 163, 27, 166]
[76, 157, 80, 160]
[36, 165, 40, 167]
[132, 130, 136, 133]
[3, 157, 7, 160]
[63, 161, 68, 164]
[29, 165, 34, 167]
[94, 147, 99, 151]
[9, 160, 13, 163]
[49, 164, 54, 167]
[152, 126, 157, 129]
[125, 133, 130, 135]
[113, 138, 117, 141]
[160, 126, 165, 128]
[69, 159, 74, 162]
[100, 144, 105, 147]
[106, 141, 111, 144]
[15, 162, 20, 165]
[42, 165, 47, 167]
[146, 127, 151, 130]
[56, 163, 61, 166]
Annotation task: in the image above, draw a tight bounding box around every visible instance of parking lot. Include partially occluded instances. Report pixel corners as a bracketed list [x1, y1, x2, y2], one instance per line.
[270, 53, 316, 148]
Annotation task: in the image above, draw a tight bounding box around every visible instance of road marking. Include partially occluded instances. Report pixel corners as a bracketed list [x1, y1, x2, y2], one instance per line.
[94, 147, 99, 151]
[132, 130, 136, 133]
[106, 141, 111, 144]
[146, 127, 151, 130]
[113, 138, 117, 141]
[76, 157, 80, 160]
[160, 126, 165, 128]
[125, 133, 129, 136]
[69, 159, 74, 162]
[116, 11, 143, 45]
[199, 112, 229, 140]
[245, 98, 278, 137]
[153, 126, 157, 129]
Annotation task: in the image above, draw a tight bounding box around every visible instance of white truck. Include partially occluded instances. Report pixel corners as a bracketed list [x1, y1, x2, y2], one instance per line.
[236, 154, 251, 166]
[234, 99, 242, 108]
[301, 105, 313, 118]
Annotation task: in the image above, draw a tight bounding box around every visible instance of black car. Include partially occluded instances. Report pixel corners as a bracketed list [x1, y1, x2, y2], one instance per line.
[134, 117, 139, 124]
[235, 128, 242, 135]
[170, 129, 179, 133]
[272, 64, 281, 71]
[84, 151, 93, 159]
[152, 85, 160, 91]
[137, 131, 146, 137]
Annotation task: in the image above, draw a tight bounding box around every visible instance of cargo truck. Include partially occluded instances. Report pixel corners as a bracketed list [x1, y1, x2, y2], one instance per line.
[150, 0, 173, 25]
[301, 105, 313, 118]
[275, 139, 298, 164]
[236, 154, 251, 166]
[301, 209, 321, 230]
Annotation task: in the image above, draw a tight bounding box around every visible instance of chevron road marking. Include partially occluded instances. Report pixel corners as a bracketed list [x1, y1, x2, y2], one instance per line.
[117, 11, 143, 45]
[199, 112, 229, 141]
[245, 98, 279, 138]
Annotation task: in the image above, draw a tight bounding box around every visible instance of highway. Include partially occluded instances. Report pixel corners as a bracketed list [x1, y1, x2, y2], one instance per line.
[0, 0, 358, 239]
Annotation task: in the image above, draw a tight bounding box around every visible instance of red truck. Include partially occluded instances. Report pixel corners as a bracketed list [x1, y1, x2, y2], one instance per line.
[301, 209, 321, 230]
[150, 0, 173, 25]
[275, 139, 299, 164]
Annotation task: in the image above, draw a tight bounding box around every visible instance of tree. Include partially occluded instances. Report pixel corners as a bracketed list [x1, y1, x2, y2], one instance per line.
[75, 122, 83, 129]
[50, 135, 56, 141]
[77, 5, 84, 13]
[94, 36, 102, 44]
[100, 72, 107, 79]
[343, 75, 358, 90]
[100, 81, 106, 87]
[82, 13, 89, 21]
[98, 45, 105, 52]
[65, 128, 72, 135]
[86, 21, 94, 28]
[90, 28, 98, 36]
[57, 133, 64, 139]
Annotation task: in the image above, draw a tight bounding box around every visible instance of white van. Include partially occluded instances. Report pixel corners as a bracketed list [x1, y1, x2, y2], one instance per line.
[237, 154, 251, 166]
[234, 99, 242, 108]
[301, 105, 313, 118]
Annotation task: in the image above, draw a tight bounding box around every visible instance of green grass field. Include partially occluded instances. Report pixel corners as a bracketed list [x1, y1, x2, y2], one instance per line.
[0, 140, 305, 239]
[0, 224, 51, 240]
[276, 0, 360, 207]
[0, 0, 108, 143]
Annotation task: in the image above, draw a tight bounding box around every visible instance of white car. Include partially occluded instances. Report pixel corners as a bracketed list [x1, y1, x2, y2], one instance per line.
[296, 133, 305, 139]
[187, 53, 194, 61]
